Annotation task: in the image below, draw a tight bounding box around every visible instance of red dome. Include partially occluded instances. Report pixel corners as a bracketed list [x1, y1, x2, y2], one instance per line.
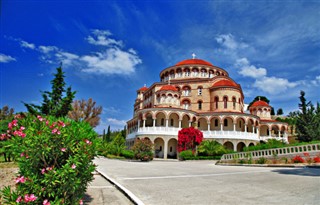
[160, 85, 178, 91]
[251, 100, 270, 107]
[138, 86, 148, 92]
[175, 59, 213, 66]
[212, 79, 238, 87]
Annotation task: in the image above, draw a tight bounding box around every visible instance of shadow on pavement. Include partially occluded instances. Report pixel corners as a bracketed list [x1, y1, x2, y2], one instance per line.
[272, 168, 320, 177]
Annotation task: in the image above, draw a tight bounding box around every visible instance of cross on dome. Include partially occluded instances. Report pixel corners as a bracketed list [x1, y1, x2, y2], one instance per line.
[192, 53, 196, 59]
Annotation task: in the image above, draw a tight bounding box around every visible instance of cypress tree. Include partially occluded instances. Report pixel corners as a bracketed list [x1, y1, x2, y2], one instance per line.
[24, 66, 76, 117]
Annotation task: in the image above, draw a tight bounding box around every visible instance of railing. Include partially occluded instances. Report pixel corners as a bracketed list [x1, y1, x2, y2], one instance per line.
[260, 136, 288, 143]
[220, 144, 320, 161]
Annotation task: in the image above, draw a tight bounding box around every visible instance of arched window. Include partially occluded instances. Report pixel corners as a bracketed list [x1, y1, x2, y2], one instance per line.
[198, 101, 202, 110]
[215, 119, 218, 127]
[201, 69, 206, 77]
[161, 118, 164, 126]
[223, 96, 228, 109]
[170, 119, 174, 126]
[215, 96, 219, 109]
[183, 100, 190, 110]
[184, 68, 190, 77]
[170, 146, 173, 152]
[224, 119, 228, 126]
[232, 97, 236, 110]
[198, 87, 202, 96]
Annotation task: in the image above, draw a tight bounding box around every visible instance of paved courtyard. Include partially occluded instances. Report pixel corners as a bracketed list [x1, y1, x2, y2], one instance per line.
[95, 158, 320, 205]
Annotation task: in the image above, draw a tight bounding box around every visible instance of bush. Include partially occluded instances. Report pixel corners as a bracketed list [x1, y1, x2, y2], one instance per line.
[121, 149, 134, 159]
[313, 156, 320, 163]
[178, 150, 194, 160]
[292, 155, 305, 163]
[198, 140, 228, 156]
[257, 157, 267, 164]
[1, 114, 97, 204]
[131, 138, 153, 161]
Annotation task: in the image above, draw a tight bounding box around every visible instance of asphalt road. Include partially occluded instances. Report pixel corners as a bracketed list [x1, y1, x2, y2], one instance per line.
[95, 158, 320, 205]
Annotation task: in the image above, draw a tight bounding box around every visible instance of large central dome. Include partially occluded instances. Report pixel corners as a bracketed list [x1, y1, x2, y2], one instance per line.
[175, 59, 213, 66]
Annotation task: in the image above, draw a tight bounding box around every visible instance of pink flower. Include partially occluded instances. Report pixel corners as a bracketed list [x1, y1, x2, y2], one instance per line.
[41, 168, 46, 174]
[12, 119, 18, 126]
[37, 115, 43, 121]
[16, 176, 26, 184]
[16, 196, 22, 203]
[24, 194, 37, 202]
[71, 164, 76, 169]
[20, 152, 25, 157]
[61, 148, 66, 152]
[46, 167, 53, 171]
[43, 199, 50, 205]
[8, 122, 13, 129]
[85, 139, 92, 145]
[58, 121, 65, 127]
[57, 131, 61, 135]
[79, 199, 83, 205]
[20, 126, 25, 130]
[52, 128, 58, 134]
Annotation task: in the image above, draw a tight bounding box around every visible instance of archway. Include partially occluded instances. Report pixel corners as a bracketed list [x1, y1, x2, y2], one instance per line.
[145, 113, 153, 127]
[156, 112, 166, 127]
[168, 113, 179, 128]
[181, 114, 190, 128]
[237, 142, 246, 152]
[224, 141, 234, 151]
[210, 117, 220, 131]
[236, 117, 245, 132]
[222, 117, 234, 131]
[154, 138, 165, 158]
[167, 138, 178, 159]
[198, 118, 208, 131]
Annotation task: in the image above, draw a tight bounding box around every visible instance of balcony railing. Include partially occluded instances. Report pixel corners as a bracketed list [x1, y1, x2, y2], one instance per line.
[127, 127, 263, 141]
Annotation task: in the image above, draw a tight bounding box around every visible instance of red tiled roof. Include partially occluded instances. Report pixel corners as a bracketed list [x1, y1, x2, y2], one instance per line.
[138, 86, 148, 91]
[212, 79, 239, 87]
[251, 100, 270, 107]
[175, 59, 213, 66]
[160, 85, 178, 91]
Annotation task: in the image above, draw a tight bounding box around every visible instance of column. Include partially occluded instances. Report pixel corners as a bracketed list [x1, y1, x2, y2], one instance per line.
[164, 140, 168, 159]
[143, 119, 146, 128]
[138, 120, 140, 129]
[166, 119, 169, 128]
[207, 123, 210, 131]
[269, 129, 272, 137]
[179, 120, 182, 128]
[257, 127, 260, 136]
[189, 121, 192, 127]
[233, 123, 236, 131]
[278, 130, 281, 138]
[220, 123, 223, 131]
[153, 119, 156, 127]
[245, 124, 247, 133]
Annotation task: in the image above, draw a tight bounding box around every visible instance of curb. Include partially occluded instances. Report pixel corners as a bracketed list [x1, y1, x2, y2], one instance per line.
[96, 169, 145, 205]
[216, 163, 320, 168]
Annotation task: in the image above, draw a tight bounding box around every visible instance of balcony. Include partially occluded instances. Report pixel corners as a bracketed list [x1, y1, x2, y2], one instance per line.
[127, 127, 261, 141]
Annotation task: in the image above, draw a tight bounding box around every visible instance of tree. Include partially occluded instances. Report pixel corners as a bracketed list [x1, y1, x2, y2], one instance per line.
[197, 140, 228, 156]
[178, 127, 203, 152]
[296, 91, 320, 142]
[276, 108, 284, 115]
[68, 98, 102, 127]
[24, 66, 76, 117]
[271, 107, 275, 115]
[106, 125, 111, 142]
[131, 138, 154, 161]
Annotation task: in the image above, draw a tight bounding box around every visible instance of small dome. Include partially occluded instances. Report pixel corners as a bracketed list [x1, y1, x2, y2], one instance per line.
[175, 59, 213, 66]
[160, 85, 178, 91]
[251, 100, 270, 107]
[212, 79, 239, 87]
[138, 86, 148, 92]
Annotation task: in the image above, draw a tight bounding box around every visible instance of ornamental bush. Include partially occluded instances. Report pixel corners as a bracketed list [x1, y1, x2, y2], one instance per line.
[131, 138, 153, 161]
[178, 127, 203, 152]
[0, 114, 97, 204]
[292, 155, 305, 163]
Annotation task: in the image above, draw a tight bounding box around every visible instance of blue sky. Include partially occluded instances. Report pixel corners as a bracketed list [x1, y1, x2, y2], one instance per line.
[1, 1, 319, 133]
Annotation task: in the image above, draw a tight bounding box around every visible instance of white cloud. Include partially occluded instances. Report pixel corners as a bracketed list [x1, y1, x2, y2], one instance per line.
[86, 29, 123, 47]
[20, 40, 35, 49]
[215, 34, 248, 51]
[107, 118, 127, 126]
[235, 58, 267, 78]
[0, 53, 16, 63]
[39, 45, 58, 54]
[253, 76, 298, 94]
[55, 51, 79, 66]
[81, 47, 142, 75]
[103, 106, 121, 114]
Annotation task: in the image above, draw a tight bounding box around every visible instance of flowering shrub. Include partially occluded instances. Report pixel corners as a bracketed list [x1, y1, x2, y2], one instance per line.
[178, 127, 203, 152]
[131, 138, 153, 161]
[292, 155, 305, 163]
[303, 152, 313, 164]
[313, 156, 320, 163]
[0, 114, 97, 204]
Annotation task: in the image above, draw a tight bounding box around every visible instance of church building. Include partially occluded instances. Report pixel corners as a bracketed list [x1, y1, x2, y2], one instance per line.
[126, 56, 288, 159]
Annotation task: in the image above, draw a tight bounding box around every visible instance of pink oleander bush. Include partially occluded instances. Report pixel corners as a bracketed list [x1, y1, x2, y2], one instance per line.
[0, 114, 97, 204]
